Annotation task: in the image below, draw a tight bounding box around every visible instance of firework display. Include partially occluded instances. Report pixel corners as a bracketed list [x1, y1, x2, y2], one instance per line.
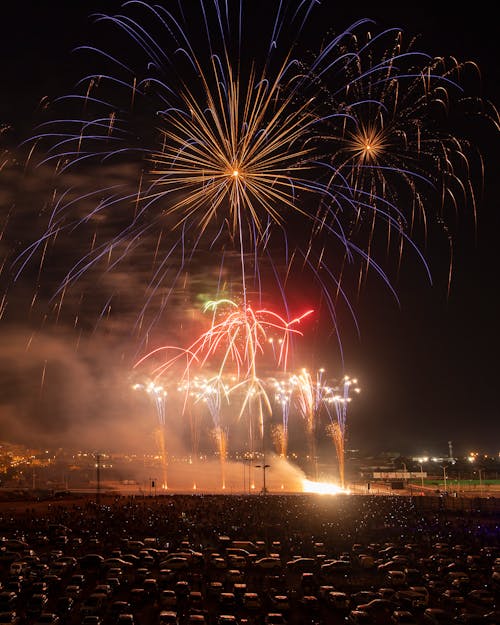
[12, 1, 498, 342]
[2, 1, 498, 492]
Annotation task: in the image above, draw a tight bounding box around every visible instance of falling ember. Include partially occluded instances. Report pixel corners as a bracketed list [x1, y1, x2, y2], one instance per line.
[40, 359, 47, 394]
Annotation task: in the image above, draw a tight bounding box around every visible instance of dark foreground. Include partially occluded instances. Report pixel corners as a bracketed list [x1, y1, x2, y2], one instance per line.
[0, 494, 498, 625]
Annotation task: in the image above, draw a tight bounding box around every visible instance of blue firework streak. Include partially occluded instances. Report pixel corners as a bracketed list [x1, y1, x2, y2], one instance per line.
[132, 379, 168, 425]
[13, 0, 499, 350]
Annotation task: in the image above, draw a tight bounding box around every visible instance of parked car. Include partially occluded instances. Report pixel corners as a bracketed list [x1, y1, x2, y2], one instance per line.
[385, 570, 407, 587]
[108, 600, 132, 622]
[467, 589, 496, 609]
[441, 588, 465, 608]
[242, 592, 262, 610]
[160, 590, 177, 609]
[345, 609, 375, 624]
[254, 557, 282, 571]
[286, 557, 316, 572]
[391, 611, 418, 625]
[327, 591, 350, 611]
[423, 608, 455, 624]
[269, 594, 290, 613]
[351, 591, 380, 607]
[216, 617, 237, 625]
[320, 559, 351, 576]
[395, 589, 428, 610]
[356, 599, 396, 624]
[80, 593, 108, 617]
[264, 614, 287, 625]
[453, 613, 491, 624]
[159, 612, 179, 625]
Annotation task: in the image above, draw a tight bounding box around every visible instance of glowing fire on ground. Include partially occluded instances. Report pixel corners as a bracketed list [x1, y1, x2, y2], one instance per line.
[302, 479, 350, 495]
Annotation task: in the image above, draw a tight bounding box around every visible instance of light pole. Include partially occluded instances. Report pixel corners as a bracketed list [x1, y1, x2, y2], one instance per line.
[255, 464, 270, 494]
[95, 453, 101, 506]
[419, 464, 425, 489]
[401, 462, 407, 488]
[442, 465, 448, 494]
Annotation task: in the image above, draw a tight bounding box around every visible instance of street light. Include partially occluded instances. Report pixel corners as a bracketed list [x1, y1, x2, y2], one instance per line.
[478, 469, 484, 497]
[95, 452, 101, 506]
[442, 465, 448, 494]
[419, 464, 425, 489]
[255, 464, 270, 494]
[401, 462, 407, 487]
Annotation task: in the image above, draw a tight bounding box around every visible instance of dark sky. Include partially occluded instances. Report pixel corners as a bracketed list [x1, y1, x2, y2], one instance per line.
[0, 1, 498, 461]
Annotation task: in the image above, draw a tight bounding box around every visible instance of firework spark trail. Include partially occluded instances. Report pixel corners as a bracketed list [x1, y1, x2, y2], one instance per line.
[132, 327, 361, 490]
[271, 423, 286, 458]
[312, 28, 500, 296]
[141, 300, 313, 383]
[134, 299, 313, 462]
[12, 1, 497, 349]
[291, 368, 331, 479]
[132, 380, 169, 487]
[271, 375, 295, 457]
[191, 375, 230, 489]
[324, 375, 360, 488]
[178, 301, 311, 444]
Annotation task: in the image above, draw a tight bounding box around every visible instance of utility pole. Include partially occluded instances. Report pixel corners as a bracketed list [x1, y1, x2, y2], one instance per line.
[95, 453, 101, 506]
[255, 463, 270, 494]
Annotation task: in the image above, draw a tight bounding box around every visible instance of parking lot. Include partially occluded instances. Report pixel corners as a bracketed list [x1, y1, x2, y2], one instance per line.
[0, 493, 498, 625]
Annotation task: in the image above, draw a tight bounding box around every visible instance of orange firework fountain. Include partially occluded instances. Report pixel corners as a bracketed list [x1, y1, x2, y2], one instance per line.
[291, 369, 330, 481]
[272, 423, 287, 458]
[324, 376, 360, 489]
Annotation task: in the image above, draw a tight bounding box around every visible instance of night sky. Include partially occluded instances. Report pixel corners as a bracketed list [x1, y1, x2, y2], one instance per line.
[0, 1, 498, 460]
